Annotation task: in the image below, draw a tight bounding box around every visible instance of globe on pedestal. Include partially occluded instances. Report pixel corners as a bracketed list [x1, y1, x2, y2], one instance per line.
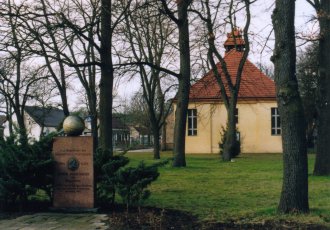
[63, 115, 85, 136]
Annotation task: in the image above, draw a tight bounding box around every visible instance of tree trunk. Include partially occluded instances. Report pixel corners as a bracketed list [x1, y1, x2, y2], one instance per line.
[314, 0, 330, 176]
[272, 0, 309, 213]
[152, 127, 160, 159]
[15, 110, 27, 145]
[91, 113, 98, 153]
[61, 92, 70, 117]
[161, 122, 167, 151]
[172, 1, 191, 167]
[99, 0, 113, 156]
[222, 103, 237, 161]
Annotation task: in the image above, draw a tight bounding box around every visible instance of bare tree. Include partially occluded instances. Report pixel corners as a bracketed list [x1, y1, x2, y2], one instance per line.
[272, 0, 309, 213]
[1, 0, 100, 149]
[159, 0, 193, 167]
[63, 0, 132, 154]
[306, 0, 330, 176]
[0, 1, 47, 143]
[197, 0, 251, 161]
[17, 0, 72, 116]
[296, 42, 318, 149]
[54, 0, 100, 151]
[122, 0, 175, 159]
[14, 0, 130, 152]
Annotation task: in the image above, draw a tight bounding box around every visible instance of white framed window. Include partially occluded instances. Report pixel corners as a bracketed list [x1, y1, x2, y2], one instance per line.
[271, 107, 281, 135]
[187, 109, 197, 136]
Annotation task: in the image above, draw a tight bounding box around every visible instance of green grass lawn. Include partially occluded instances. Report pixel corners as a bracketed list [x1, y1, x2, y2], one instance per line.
[125, 152, 330, 226]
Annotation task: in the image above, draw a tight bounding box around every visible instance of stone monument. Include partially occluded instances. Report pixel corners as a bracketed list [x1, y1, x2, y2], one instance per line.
[52, 115, 94, 210]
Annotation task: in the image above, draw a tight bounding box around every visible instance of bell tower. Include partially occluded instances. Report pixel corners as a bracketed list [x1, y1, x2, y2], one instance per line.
[224, 28, 245, 53]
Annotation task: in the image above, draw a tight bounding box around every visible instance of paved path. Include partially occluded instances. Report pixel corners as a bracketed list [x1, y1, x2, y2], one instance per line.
[128, 148, 153, 152]
[0, 213, 109, 230]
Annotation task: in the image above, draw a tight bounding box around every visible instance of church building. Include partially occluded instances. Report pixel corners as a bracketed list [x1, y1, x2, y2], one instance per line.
[168, 30, 282, 154]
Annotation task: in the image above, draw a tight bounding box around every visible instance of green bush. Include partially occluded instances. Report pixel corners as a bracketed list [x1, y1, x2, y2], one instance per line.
[94, 149, 167, 209]
[0, 134, 55, 210]
[116, 160, 168, 209]
[94, 149, 129, 207]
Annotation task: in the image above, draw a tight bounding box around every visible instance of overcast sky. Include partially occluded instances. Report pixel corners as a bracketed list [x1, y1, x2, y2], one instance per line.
[249, 0, 316, 64]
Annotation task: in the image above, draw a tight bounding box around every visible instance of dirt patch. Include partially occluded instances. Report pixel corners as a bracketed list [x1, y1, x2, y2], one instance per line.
[103, 206, 199, 230]
[104, 206, 329, 230]
[1, 204, 329, 229]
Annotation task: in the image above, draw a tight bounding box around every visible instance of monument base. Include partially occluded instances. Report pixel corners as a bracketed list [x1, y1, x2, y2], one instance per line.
[49, 207, 99, 213]
[52, 136, 94, 209]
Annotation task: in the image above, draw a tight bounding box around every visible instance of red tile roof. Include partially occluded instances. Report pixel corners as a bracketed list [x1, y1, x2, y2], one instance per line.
[189, 49, 276, 102]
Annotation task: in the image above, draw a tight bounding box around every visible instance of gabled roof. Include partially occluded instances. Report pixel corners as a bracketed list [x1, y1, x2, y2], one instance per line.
[112, 116, 129, 130]
[25, 106, 65, 127]
[189, 49, 276, 102]
[134, 126, 151, 135]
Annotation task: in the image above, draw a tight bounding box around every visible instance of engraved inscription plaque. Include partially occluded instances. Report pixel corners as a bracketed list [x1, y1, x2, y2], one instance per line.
[52, 136, 94, 208]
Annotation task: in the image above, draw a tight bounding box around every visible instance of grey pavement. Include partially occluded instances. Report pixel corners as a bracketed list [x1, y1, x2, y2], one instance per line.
[128, 148, 153, 152]
[0, 213, 109, 230]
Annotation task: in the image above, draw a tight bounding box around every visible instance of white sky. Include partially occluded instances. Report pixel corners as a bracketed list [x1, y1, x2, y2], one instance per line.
[249, 0, 316, 64]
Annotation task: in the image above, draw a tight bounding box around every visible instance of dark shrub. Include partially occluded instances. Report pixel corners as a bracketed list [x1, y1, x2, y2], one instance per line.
[94, 148, 168, 209]
[116, 160, 168, 209]
[94, 149, 129, 207]
[0, 134, 55, 210]
[219, 125, 241, 158]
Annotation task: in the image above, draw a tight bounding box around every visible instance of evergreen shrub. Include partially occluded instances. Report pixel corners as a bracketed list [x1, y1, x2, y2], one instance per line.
[94, 149, 168, 209]
[0, 134, 55, 210]
[94, 149, 129, 207]
[219, 125, 241, 158]
[116, 161, 163, 209]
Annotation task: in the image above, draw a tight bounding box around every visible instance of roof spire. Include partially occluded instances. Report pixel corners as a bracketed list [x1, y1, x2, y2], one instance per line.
[224, 27, 245, 53]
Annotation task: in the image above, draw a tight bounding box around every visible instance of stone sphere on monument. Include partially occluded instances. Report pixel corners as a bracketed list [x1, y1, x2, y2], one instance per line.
[63, 115, 85, 136]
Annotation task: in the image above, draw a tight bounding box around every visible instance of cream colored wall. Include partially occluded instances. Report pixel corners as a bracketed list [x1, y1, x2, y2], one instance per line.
[184, 101, 282, 154]
[185, 103, 213, 153]
[236, 101, 282, 153]
[165, 110, 175, 149]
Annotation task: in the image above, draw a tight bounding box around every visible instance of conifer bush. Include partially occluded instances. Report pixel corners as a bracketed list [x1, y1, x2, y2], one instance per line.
[219, 125, 241, 158]
[0, 134, 55, 210]
[94, 149, 168, 209]
[94, 149, 129, 206]
[116, 161, 160, 209]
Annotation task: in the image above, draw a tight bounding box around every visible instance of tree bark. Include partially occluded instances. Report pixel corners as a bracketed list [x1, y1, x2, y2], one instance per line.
[272, 0, 309, 213]
[172, 1, 191, 167]
[152, 126, 160, 159]
[99, 0, 114, 155]
[314, 0, 330, 176]
[161, 122, 167, 151]
[223, 101, 237, 161]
